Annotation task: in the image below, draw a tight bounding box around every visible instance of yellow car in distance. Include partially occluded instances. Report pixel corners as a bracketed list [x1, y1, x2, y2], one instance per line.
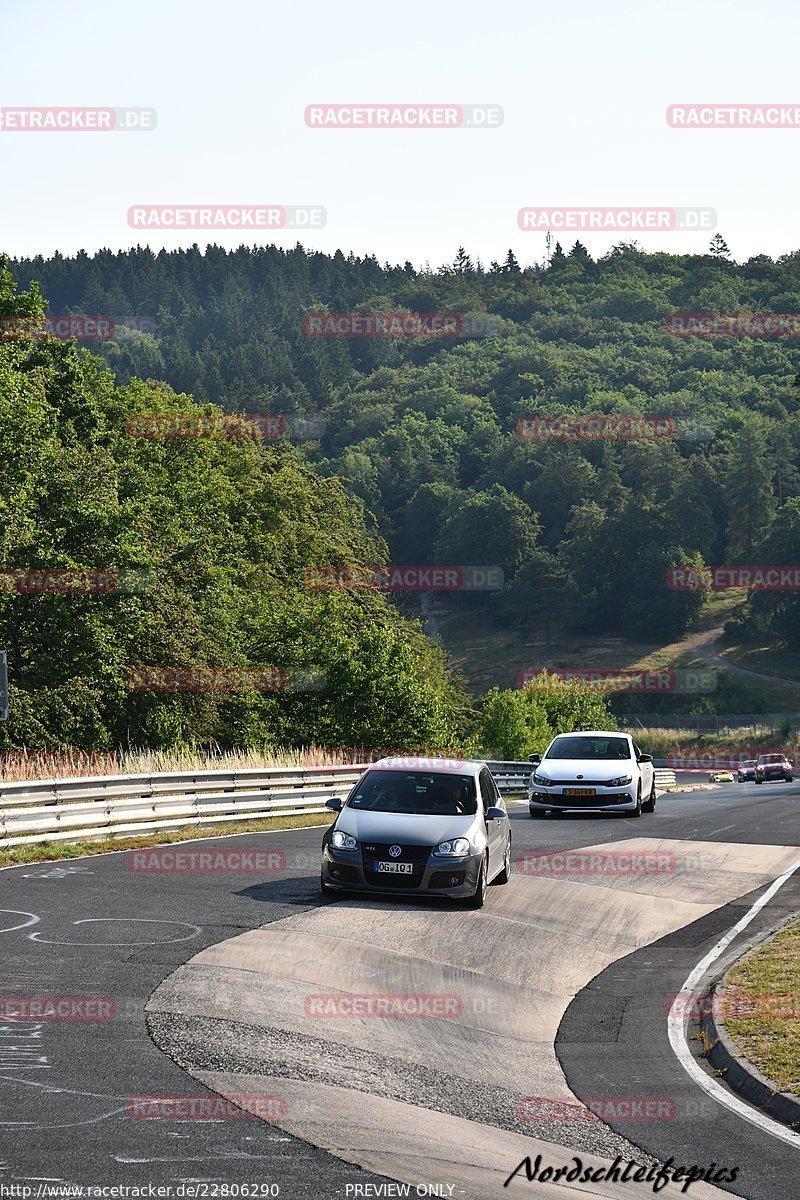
[708, 769, 734, 783]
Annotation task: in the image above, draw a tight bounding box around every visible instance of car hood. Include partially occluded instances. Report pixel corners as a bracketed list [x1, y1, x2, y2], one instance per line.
[334, 808, 478, 845]
[534, 758, 636, 781]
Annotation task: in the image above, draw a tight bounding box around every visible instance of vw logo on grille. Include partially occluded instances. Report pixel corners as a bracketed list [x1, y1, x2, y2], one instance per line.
[577, 774, 584, 779]
[389, 844, 402, 858]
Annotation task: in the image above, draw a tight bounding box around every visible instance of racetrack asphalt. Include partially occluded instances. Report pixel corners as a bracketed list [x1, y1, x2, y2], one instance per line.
[1, 775, 798, 1198]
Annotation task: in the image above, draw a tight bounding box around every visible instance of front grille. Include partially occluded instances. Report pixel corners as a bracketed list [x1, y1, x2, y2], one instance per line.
[367, 871, 422, 888]
[361, 843, 432, 863]
[545, 793, 631, 807]
[537, 779, 626, 788]
[360, 843, 433, 889]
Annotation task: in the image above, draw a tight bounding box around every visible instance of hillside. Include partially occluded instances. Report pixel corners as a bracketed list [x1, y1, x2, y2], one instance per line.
[8, 242, 800, 719]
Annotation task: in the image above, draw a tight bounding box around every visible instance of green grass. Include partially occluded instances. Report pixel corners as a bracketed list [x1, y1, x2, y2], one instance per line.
[424, 592, 800, 714]
[723, 916, 800, 1096]
[718, 639, 800, 689]
[0, 811, 334, 869]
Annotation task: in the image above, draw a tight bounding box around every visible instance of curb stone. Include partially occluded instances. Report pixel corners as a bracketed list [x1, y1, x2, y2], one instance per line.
[699, 973, 800, 1129]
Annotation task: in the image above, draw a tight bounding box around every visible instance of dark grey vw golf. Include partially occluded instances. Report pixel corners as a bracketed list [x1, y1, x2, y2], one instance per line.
[320, 757, 512, 908]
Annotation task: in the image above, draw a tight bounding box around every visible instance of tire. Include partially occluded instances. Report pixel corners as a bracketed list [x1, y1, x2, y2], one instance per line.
[756, 778, 763, 784]
[494, 837, 512, 884]
[642, 780, 656, 813]
[625, 787, 642, 818]
[787, 776, 793, 783]
[466, 853, 488, 908]
[529, 808, 547, 818]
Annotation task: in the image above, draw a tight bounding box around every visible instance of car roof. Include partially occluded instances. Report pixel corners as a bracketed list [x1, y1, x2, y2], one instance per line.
[549, 730, 630, 738]
[370, 756, 484, 778]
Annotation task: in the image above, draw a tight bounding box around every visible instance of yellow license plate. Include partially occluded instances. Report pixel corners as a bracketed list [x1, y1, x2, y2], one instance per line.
[564, 788, 596, 796]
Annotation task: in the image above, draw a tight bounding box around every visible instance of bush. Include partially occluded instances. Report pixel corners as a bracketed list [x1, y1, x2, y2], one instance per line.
[474, 672, 616, 759]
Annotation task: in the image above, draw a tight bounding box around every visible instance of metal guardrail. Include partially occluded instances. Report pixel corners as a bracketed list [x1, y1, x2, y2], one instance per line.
[620, 714, 795, 731]
[0, 764, 364, 849]
[0, 759, 680, 849]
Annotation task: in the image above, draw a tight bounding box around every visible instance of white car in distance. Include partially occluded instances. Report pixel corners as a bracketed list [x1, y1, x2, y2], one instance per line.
[527, 730, 656, 818]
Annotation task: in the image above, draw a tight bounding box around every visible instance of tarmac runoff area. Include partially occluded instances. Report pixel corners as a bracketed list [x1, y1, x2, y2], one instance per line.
[146, 836, 800, 1199]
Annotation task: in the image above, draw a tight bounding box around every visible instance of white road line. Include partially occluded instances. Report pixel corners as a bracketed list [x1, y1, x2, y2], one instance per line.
[668, 853, 800, 1147]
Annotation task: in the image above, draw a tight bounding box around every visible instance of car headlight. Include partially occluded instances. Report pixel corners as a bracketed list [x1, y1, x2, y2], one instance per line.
[606, 775, 632, 787]
[331, 830, 359, 851]
[433, 837, 471, 857]
[531, 773, 551, 787]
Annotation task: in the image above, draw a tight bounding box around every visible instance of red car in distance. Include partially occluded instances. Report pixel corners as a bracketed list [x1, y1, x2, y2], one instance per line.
[754, 753, 794, 784]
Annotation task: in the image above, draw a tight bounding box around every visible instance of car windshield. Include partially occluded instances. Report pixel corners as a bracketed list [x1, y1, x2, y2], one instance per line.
[760, 754, 783, 763]
[544, 736, 631, 761]
[347, 770, 478, 815]
[742, 761, 756, 767]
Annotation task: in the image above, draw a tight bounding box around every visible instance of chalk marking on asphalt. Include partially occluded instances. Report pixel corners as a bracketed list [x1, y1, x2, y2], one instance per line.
[0, 910, 40, 934]
[669, 853, 800, 1147]
[28, 917, 203, 946]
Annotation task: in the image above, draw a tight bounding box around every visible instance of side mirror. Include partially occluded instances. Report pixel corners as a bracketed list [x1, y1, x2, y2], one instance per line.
[325, 797, 343, 811]
[528, 754, 540, 764]
[486, 806, 506, 821]
[637, 753, 653, 764]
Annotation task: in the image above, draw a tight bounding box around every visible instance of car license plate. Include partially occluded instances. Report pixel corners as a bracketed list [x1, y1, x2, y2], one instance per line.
[564, 788, 596, 796]
[375, 861, 414, 874]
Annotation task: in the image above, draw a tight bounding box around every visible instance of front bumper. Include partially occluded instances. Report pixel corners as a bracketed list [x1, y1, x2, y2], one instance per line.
[528, 786, 637, 812]
[756, 770, 791, 781]
[321, 846, 482, 898]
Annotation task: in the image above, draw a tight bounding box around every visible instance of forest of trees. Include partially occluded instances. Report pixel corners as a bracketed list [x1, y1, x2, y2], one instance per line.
[4, 239, 800, 747]
[11, 239, 800, 648]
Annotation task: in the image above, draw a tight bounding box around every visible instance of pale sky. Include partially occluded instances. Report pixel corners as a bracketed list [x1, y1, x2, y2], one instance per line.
[2, 0, 799, 268]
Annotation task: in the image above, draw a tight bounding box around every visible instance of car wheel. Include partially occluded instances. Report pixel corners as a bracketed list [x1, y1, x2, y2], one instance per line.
[529, 808, 547, 818]
[756, 778, 763, 784]
[787, 776, 794, 783]
[626, 788, 642, 818]
[466, 852, 488, 908]
[494, 837, 512, 884]
[642, 780, 656, 813]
